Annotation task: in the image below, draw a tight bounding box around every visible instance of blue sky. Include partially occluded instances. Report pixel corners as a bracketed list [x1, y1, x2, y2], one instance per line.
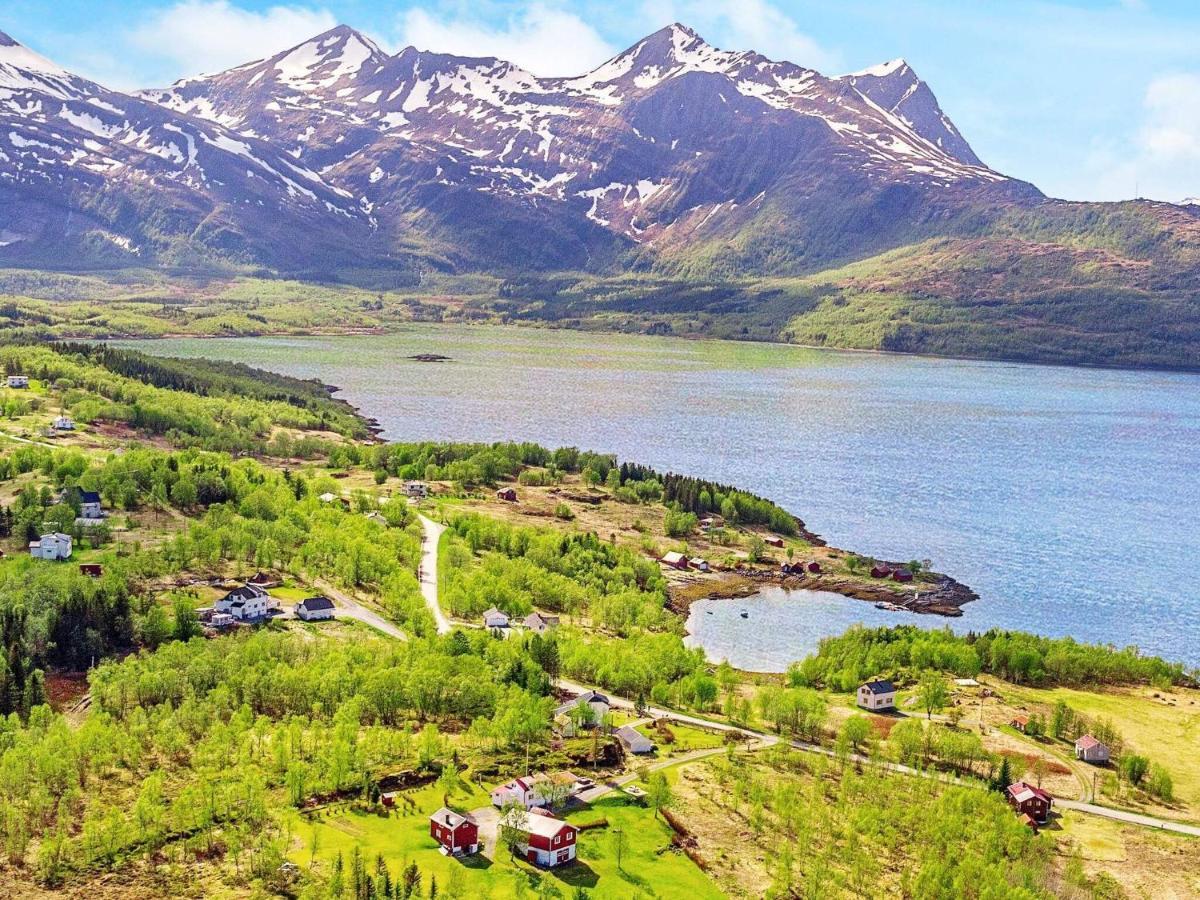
[5, 0, 1200, 202]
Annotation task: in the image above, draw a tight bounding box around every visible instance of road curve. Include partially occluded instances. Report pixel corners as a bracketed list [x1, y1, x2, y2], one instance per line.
[314, 578, 406, 641]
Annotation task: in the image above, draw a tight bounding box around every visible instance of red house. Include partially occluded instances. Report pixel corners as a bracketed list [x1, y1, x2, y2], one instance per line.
[429, 807, 479, 856]
[508, 808, 577, 868]
[892, 569, 914, 583]
[870, 565, 892, 579]
[764, 536, 784, 548]
[1006, 782, 1052, 824]
[495, 487, 518, 502]
[806, 561, 822, 574]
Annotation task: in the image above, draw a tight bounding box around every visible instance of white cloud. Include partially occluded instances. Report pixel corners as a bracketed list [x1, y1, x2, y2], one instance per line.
[639, 0, 841, 72]
[129, 1, 337, 81]
[397, 5, 617, 77]
[1140, 73, 1200, 162]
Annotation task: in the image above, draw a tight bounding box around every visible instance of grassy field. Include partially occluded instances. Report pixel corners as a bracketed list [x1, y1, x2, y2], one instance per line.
[1057, 809, 1200, 899]
[291, 782, 720, 899]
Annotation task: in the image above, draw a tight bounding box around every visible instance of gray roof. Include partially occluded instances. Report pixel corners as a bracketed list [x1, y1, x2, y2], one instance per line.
[223, 584, 268, 604]
[861, 680, 896, 694]
[298, 596, 335, 612]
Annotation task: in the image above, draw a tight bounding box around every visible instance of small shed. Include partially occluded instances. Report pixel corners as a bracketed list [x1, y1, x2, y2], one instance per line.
[688, 557, 710, 572]
[1074, 735, 1110, 764]
[660, 551, 688, 570]
[892, 569, 914, 583]
[495, 487, 518, 502]
[1009, 715, 1030, 733]
[615, 725, 654, 755]
[806, 561, 822, 574]
[870, 565, 892, 579]
[78, 563, 103, 578]
[764, 536, 785, 548]
[6, 375, 29, 388]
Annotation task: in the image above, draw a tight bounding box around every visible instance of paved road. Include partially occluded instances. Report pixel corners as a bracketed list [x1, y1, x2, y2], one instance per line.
[1056, 799, 1200, 836]
[313, 578, 407, 641]
[416, 513, 451, 634]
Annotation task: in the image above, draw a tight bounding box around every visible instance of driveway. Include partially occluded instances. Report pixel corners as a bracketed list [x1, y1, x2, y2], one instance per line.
[416, 513, 451, 634]
[313, 578, 406, 640]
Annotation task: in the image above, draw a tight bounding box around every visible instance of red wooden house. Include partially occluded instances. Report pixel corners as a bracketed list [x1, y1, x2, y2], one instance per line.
[870, 565, 892, 579]
[429, 808, 480, 856]
[1006, 782, 1052, 824]
[764, 536, 784, 548]
[505, 808, 577, 867]
[806, 561, 822, 574]
[892, 569, 914, 583]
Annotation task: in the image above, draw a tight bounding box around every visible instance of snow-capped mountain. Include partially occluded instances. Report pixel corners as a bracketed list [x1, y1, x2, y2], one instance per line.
[0, 29, 369, 269]
[132, 23, 1038, 271]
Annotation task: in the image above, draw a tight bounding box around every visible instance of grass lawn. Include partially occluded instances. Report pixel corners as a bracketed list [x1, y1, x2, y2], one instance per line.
[1007, 683, 1200, 813]
[654, 722, 726, 754]
[291, 781, 721, 898]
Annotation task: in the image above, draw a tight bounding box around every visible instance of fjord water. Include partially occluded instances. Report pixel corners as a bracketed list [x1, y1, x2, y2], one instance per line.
[124, 327, 1200, 669]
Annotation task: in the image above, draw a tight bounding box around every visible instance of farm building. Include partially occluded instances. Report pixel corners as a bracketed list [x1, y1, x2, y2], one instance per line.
[295, 596, 335, 621]
[78, 490, 103, 519]
[856, 680, 897, 712]
[764, 536, 785, 548]
[524, 611, 560, 633]
[6, 375, 28, 388]
[1006, 782, 1053, 824]
[483, 607, 510, 629]
[1075, 735, 1110, 764]
[405, 481, 429, 499]
[660, 551, 688, 570]
[870, 565, 892, 579]
[495, 487, 518, 502]
[52, 415, 75, 431]
[428, 808, 479, 856]
[553, 690, 610, 726]
[30, 532, 72, 560]
[892, 569, 914, 583]
[688, 557, 710, 572]
[615, 725, 654, 755]
[503, 809, 577, 868]
[1009, 716, 1030, 732]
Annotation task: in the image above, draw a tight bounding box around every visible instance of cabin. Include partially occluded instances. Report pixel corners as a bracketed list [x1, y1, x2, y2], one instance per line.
[295, 596, 335, 621]
[495, 487, 518, 502]
[660, 551, 688, 570]
[6, 375, 28, 388]
[1075, 735, 1110, 764]
[524, 611, 560, 634]
[870, 565, 892, 579]
[806, 561, 822, 574]
[688, 557, 710, 573]
[699, 515, 724, 531]
[216, 584, 271, 621]
[503, 808, 577, 868]
[615, 725, 654, 755]
[405, 481, 429, 499]
[892, 569, 914, 583]
[30, 532, 72, 560]
[1009, 715, 1030, 733]
[428, 808, 479, 856]
[78, 490, 103, 519]
[554, 690, 610, 726]
[857, 680, 897, 712]
[78, 563, 103, 578]
[1006, 782, 1053, 824]
[764, 536, 785, 548]
[483, 607, 510, 629]
[52, 415, 75, 432]
[248, 571, 281, 588]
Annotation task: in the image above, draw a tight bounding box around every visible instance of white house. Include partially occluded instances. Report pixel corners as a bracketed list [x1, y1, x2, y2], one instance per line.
[6, 375, 28, 388]
[29, 532, 72, 560]
[216, 584, 271, 621]
[524, 611, 560, 634]
[405, 481, 429, 499]
[295, 596, 335, 621]
[78, 490, 103, 519]
[688, 557, 710, 572]
[318, 492, 338, 504]
[553, 690, 610, 727]
[856, 680, 897, 712]
[491, 775, 551, 810]
[52, 415, 75, 431]
[615, 725, 654, 755]
[483, 607, 510, 629]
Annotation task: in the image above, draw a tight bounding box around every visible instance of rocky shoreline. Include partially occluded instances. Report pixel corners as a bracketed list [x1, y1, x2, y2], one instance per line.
[668, 568, 977, 618]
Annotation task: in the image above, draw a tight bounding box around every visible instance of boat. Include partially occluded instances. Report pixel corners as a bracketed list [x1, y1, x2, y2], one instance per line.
[739, 610, 749, 619]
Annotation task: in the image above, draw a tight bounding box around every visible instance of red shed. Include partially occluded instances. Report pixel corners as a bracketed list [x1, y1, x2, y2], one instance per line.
[806, 561, 822, 574]
[495, 487, 518, 502]
[764, 536, 784, 548]
[429, 807, 479, 856]
[892, 569, 914, 583]
[1006, 782, 1052, 824]
[870, 565, 892, 579]
[79, 564, 103, 578]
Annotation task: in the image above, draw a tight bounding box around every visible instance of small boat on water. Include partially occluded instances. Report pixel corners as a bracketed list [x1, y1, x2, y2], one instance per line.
[740, 610, 749, 619]
[875, 602, 905, 612]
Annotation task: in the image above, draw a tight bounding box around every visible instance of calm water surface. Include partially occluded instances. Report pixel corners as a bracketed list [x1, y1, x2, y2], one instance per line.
[120, 326, 1200, 670]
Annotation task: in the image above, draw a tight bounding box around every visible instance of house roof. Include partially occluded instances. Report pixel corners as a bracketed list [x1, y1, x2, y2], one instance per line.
[1007, 781, 1052, 804]
[482, 607, 508, 620]
[503, 809, 574, 839]
[298, 596, 335, 612]
[861, 680, 896, 694]
[1010, 715, 1030, 726]
[661, 551, 686, 564]
[1075, 735, 1104, 750]
[615, 725, 652, 749]
[524, 612, 560, 627]
[223, 584, 268, 604]
[79, 490, 101, 504]
[429, 807, 476, 830]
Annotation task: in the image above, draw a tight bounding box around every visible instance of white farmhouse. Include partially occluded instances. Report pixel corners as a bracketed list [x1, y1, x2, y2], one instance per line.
[216, 584, 271, 621]
[78, 490, 103, 519]
[295, 596, 335, 621]
[52, 415, 75, 431]
[6, 375, 28, 388]
[30, 532, 72, 560]
[856, 680, 897, 712]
